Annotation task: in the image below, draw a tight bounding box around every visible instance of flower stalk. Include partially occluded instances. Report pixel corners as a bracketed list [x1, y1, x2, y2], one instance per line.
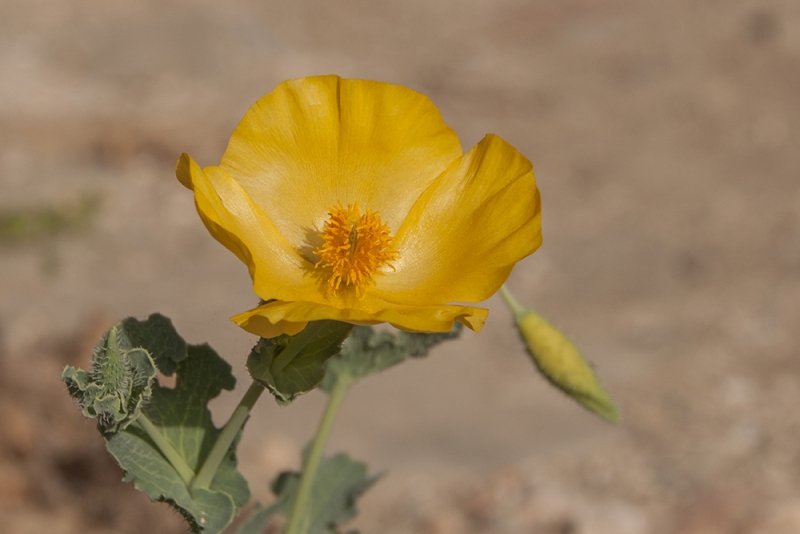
[284, 375, 353, 534]
[192, 381, 265, 492]
[499, 283, 526, 318]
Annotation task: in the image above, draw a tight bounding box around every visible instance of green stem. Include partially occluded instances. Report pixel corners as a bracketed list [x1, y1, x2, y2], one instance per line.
[499, 283, 527, 319]
[191, 381, 265, 491]
[284, 376, 352, 534]
[192, 321, 328, 492]
[136, 414, 195, 487]
[271, 321, 329, 375]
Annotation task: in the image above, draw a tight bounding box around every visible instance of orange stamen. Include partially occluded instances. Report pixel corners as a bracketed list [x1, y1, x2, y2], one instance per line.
[313, 202, 398, 296]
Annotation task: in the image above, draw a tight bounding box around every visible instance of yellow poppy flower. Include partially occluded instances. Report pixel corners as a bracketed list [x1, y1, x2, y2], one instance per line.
[176, 75, 542, 338]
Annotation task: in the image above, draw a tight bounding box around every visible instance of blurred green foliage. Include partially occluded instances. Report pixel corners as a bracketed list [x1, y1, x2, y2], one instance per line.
[0, 194, 100, 245]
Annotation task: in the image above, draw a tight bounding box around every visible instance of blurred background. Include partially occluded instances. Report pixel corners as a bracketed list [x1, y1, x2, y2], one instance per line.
[1, 0, 799, 532]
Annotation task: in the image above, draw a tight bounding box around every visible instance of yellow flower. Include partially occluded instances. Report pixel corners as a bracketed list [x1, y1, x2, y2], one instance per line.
[176, 75, 542, 338]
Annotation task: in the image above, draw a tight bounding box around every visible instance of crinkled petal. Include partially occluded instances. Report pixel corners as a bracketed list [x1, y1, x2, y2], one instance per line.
[372, 134, 542, 304]
[231, 299, 488, 338]
[219, 75, 462, 254]
[176, 154, 320, 303]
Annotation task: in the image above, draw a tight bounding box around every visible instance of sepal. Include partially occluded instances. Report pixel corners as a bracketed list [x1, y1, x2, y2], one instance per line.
[247, 320, 353, 405]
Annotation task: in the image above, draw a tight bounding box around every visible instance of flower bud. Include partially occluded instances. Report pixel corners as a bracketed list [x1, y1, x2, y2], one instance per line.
[500, 286, 618, 422]
[62, 324, 157, 433]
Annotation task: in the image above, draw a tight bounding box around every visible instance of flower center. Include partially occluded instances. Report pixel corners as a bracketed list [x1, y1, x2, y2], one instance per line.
[313, 202, 398, 295]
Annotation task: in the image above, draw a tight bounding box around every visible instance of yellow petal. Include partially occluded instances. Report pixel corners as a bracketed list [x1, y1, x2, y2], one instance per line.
[373, 134, 542, 304]
[176, 154, 320, 303]
[219, 75, 463, 254]
[178, 77, 545, 338]
[231, 299, 488, 338]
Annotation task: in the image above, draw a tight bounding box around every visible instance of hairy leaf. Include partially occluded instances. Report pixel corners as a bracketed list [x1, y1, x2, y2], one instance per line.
[321, 323, 463, 391]
[120, 313, 187, 376]
[63, 315, 250, 533]
[274, 450, 377, 534]
[235, 450, 376, 534]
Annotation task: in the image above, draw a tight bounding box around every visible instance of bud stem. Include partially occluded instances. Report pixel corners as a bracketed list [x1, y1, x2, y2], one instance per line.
[135, 414, 195, 486]
[498, 284, 527, 319]
[191, 381, 265, 492]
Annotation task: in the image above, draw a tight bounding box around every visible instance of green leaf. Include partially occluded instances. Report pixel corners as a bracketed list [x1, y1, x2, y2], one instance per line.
[321, 323, 463, 391]
[121, 313, 188, 376]
[63, 315, 251, 533]
[235, 448, 377, 534]
[271, 449, 378, 534]
[108, 342, 250, 532]
[247, 321, 353, 405]
[514, 310, 619, 422]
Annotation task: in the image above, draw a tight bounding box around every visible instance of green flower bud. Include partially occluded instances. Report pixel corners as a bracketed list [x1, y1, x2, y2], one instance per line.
[62, 324, 157, 433]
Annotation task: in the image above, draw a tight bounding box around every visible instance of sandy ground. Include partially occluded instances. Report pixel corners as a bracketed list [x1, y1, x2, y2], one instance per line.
[1, 0, 799, 533]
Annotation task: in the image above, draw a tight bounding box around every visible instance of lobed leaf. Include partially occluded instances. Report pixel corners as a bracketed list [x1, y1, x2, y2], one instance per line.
[321, 323, 463, 391]
[240, 449, 377, 534]
[120, 313, 188, 376]
[63, 314, 251, 533]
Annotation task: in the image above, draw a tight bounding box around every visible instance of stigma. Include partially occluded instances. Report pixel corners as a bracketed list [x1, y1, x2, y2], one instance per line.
[314, 202, 398, 295]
